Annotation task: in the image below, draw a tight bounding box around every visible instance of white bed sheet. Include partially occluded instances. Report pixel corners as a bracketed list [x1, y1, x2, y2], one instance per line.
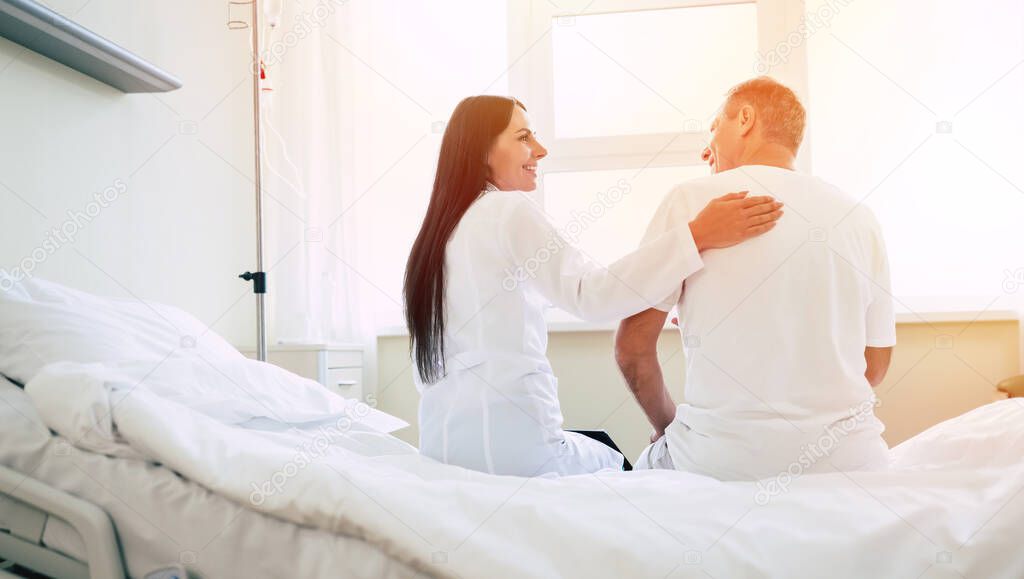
[0, 377, 426, 579]
[24, 357, 1024, 579]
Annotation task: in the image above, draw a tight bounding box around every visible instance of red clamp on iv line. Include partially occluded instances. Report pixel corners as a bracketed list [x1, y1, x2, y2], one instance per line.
[260, 60, 273, 93]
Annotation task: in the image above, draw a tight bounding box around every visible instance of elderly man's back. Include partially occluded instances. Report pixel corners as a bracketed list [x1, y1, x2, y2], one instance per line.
[640, 164, 895, 481]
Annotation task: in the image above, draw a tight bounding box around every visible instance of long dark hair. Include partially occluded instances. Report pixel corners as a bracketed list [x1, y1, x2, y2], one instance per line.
[404, 95, 526, 384]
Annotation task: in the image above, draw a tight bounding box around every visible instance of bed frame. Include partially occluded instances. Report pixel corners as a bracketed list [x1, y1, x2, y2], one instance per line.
[0, 464, 125, 579]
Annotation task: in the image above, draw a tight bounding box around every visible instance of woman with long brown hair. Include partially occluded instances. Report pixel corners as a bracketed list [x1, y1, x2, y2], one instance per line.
[404, 96, 782, 476]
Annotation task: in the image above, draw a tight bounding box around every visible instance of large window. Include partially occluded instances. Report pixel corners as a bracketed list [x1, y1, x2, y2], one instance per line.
[805, 0, 1024, 314]
[550, 4, 758, 139]
[511, 0, 808, 323]
[510, 0, 1024, 325]
[544, 165, 711, 265]
[514, 0, 802, 175]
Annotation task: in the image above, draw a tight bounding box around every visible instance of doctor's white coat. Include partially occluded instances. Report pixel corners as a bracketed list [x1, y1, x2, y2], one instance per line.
[415, 187, 703, 476]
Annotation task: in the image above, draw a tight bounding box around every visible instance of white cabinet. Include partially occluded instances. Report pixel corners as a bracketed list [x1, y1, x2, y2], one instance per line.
[241, 344, 364, 401]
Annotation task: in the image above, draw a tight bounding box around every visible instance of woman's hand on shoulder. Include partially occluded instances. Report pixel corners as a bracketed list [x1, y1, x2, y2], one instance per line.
[688, 191, 783, 251]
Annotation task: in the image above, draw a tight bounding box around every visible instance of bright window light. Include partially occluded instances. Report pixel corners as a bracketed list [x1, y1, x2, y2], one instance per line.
[806, 0, 1024, 310]
[551, 3, 758, 139]
[542, 164, 711, 267]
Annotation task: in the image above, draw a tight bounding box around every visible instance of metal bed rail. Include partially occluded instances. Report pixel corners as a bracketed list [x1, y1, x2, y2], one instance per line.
[0, 464, 126, 579]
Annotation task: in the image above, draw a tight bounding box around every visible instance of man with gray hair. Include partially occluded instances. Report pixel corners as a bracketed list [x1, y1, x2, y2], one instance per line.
[615, 77, 895, 481]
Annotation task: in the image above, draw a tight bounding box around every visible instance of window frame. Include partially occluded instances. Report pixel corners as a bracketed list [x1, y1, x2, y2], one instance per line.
[508, 0, 812, 183]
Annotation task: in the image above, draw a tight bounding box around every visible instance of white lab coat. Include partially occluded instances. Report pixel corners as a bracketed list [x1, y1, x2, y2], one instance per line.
[415, 186, 703, 476]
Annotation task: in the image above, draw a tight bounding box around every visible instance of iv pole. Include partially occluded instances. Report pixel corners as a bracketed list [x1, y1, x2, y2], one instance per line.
[238, 0, 268, 362]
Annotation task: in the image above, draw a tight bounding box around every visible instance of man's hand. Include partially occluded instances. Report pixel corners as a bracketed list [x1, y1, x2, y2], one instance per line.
[689, 191, 784, 251]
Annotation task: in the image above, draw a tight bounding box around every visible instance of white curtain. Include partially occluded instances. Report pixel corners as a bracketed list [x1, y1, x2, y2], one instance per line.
[260, 0, 378, 393]
[256, 0, 515, 396]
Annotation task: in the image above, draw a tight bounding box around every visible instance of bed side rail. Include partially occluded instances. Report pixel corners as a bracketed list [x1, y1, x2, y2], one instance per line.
[0, 464, 125, 579]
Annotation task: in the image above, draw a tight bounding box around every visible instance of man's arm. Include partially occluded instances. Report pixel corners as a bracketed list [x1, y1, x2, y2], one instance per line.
[615, 307, 675, 439]
[863, 213, 895, 388]
[864, 346, 892, 387]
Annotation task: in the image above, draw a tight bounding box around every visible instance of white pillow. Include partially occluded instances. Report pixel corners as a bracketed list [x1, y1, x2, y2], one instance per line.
[0, 273, 244, 385]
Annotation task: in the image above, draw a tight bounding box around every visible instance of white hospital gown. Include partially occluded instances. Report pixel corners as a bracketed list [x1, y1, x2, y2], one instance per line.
[635, 165, 895, 481]
[416, 186, 703, 476]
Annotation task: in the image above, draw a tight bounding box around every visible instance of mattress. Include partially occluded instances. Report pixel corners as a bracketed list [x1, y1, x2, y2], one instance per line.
[0, 376, 426, 579]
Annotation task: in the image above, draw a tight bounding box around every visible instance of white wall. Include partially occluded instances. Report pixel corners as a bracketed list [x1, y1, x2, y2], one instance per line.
[0, 0, 256, 344]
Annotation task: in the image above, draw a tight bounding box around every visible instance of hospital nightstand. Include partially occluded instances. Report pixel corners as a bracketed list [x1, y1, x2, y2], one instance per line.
[240, 344, 365, 401]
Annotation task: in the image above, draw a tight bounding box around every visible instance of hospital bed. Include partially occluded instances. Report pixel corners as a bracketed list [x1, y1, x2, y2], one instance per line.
[6, 374, 1024, 579]
[0, 376, 426, 579]
[2, 274, 1024, 578]
[1, 373, 125, 579]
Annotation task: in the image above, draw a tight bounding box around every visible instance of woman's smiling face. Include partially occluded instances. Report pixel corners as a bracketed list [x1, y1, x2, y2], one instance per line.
[486, 105, 548, 192]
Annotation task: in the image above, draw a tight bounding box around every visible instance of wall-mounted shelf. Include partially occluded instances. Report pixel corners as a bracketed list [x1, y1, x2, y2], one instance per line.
[0, 0, 181, 93]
